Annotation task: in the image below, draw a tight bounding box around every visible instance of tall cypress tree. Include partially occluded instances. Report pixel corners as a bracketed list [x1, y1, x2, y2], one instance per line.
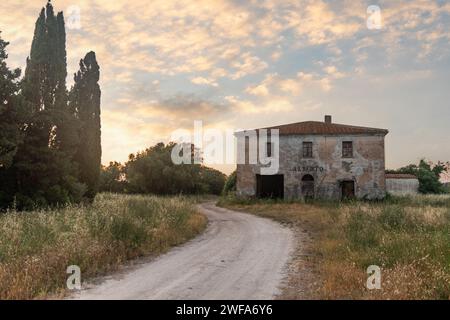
[53, 8, 80, 160]
[1, 1, 102, 209]
[71, 52, 102, 200]
[14, 1, 83, 208]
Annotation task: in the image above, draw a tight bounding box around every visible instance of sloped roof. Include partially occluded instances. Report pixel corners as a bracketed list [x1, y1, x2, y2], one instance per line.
[385, 173, 418, 180]
[255, 121, 389, 136]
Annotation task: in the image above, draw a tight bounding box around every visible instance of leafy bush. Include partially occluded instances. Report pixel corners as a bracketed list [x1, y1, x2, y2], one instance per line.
[222, 170, 237, 195]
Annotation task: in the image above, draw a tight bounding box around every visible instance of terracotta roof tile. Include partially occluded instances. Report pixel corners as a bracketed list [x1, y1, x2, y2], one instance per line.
[253, 121, 389, 136]
[385, 173, 418, 179]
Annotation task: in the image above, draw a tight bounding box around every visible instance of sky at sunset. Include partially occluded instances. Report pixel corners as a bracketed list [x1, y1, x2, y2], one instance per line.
[1, 0, 449, 175]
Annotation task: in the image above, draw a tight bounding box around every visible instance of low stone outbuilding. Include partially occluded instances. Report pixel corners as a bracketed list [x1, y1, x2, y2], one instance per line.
[235, 115, 389, 200]
[385, 173, 419, 196]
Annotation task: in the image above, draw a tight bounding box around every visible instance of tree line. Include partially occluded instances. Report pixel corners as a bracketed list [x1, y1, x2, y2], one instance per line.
[99, 142, 226, 196]
[0, 2, 101, 210]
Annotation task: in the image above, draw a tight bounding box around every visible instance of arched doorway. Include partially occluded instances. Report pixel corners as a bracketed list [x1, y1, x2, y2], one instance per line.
[301, 174, 315, 199]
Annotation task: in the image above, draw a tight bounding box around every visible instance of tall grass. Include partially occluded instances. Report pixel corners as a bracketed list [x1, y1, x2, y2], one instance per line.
[0, 193, 206, 299]
[218, 194, 450, 300]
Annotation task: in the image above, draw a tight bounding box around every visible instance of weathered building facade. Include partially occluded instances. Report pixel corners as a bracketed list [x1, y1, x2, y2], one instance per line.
[236, 116, 389, 200]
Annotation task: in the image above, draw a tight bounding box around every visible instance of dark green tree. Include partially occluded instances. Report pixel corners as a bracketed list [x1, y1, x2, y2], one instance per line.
[71, 51, 102, 200]
[0, 33, 23, 169]
[199, 167, 226, 195]
[125, 142, 225, 195]
[13, 1, 85, 209]
[99, 162, 127, 193]
[0, 33, 24, 208]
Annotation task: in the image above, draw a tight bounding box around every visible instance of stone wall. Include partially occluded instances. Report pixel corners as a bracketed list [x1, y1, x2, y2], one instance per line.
[236, 133, 387, 200]
[386, 178, 419, 196]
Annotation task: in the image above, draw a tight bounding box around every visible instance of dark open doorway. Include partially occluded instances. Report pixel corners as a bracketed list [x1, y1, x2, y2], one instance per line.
[341, 180, 355, 200]
[256, 174, 284, 199]
[301, 174, 315, 199]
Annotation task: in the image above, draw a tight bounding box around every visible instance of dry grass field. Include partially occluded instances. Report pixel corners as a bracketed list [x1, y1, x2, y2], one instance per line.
[218, 194, 450, 300]
[0, 193, 206, 299]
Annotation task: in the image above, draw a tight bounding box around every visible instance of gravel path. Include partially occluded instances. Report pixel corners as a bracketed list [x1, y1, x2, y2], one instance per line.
[71, 202, 294, 300]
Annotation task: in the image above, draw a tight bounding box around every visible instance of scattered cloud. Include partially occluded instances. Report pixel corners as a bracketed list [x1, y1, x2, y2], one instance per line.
[245, 65, 347, 97]
[225, 95, 294, 114]
[230, 52, 268, 80]
[191, 76, 218, 87]
[0, 0, 449, 169]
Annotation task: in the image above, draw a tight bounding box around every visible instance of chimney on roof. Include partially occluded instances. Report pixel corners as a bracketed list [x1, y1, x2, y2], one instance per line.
[324, 115, 332, 124]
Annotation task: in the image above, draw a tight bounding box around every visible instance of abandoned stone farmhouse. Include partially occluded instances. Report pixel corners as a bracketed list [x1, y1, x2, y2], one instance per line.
[235, 115, 389, 200]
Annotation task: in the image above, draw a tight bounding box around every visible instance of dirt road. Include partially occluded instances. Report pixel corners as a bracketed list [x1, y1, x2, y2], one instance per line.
[71, 202, 294, 300]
